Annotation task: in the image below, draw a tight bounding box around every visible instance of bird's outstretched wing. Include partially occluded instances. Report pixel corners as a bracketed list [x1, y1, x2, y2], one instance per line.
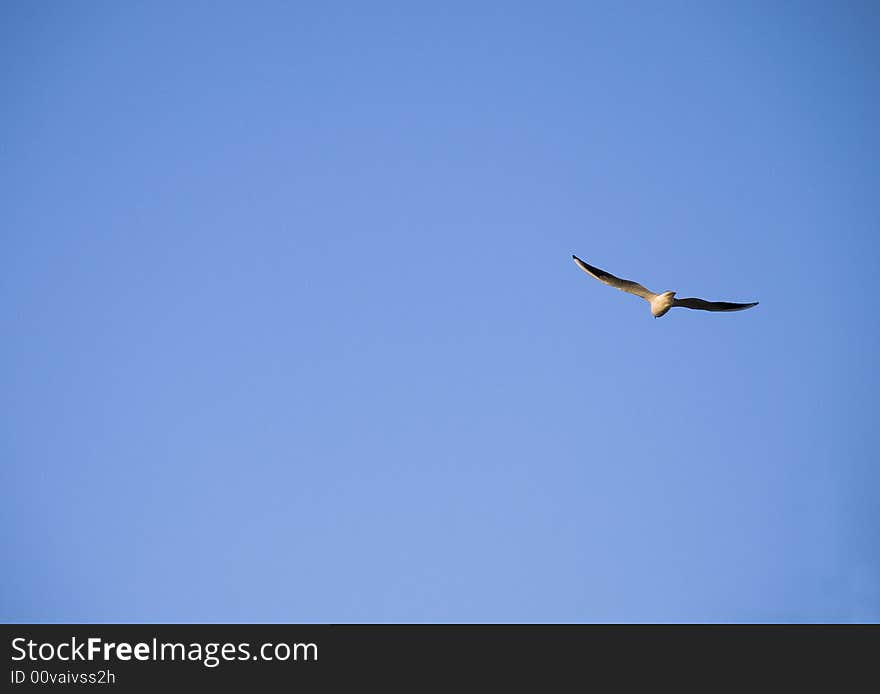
[673, 297, 759, 312]
[572, 255, 656, 301]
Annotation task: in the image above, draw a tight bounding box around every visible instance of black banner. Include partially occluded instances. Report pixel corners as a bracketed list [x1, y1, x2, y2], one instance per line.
[2, 624, 877, 689]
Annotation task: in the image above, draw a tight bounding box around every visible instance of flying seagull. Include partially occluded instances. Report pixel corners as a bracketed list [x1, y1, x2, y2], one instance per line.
[572, 255, 758, 318]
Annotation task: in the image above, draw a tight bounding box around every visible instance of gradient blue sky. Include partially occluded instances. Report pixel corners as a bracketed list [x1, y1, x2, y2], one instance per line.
[2, 2, 878, 623]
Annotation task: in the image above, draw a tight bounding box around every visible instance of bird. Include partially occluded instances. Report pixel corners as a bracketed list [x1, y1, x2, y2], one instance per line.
[572, 255, 758, 318]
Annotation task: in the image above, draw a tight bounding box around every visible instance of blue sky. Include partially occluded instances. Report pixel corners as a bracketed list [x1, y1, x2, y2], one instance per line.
[2, 1, 878, 623]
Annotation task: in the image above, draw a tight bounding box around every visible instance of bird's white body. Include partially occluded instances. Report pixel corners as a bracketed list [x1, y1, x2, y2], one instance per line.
[650, 291, 676, 318]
